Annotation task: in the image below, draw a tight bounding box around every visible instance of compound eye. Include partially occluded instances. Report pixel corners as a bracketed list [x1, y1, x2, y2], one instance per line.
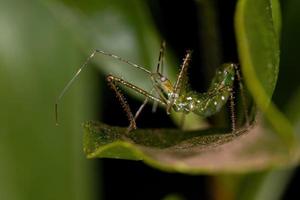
[160, 76, 167, 82]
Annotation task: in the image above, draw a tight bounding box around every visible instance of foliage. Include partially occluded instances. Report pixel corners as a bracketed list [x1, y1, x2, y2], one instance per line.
[82, 0, 300, 175]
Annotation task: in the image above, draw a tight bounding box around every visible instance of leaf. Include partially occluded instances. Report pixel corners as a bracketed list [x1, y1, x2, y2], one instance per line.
[271, 0, 282, 38]
[83, 121, 300, 174]
[218, 1, 300, 200]
[235, 0, 296, 146]
[0, 0, 97, 199]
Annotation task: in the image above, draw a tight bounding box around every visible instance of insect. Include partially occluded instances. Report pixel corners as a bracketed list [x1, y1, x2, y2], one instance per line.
[55, 42, 249, 133]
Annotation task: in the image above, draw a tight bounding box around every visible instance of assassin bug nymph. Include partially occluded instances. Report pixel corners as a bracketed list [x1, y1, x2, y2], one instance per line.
[55, 42, 249, 133]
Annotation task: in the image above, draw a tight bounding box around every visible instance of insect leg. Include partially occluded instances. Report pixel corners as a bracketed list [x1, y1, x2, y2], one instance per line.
[134, 88, 155, 122]
[156, 41, 166, 73]
[233, 64, 250, 126]
[173, 50, 192, 93]
[107, 75, 165, 105]
[229, 89, 236, 133]
[204, 83, 236, 132]
[167, 50, 192, 114]
[106, 75, 166, 132]
[208, 84, 236, 133]
[151, 90, 160, 113]
[107, 76, 136, 132]
[152, 41, 166, 113]
[134, 97, 149, 121]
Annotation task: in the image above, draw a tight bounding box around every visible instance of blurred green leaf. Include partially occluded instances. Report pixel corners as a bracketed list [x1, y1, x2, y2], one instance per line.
[235, 0, 279, 98]
[273, 0, 300, 108]
[271, 0, 282, 37]
[0, 0, 97, 199]
[235, 0, 295, 146]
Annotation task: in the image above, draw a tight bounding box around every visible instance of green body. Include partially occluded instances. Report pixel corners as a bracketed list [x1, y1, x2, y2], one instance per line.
[173, 63, 235, 117]
[152, 63, 236, 117]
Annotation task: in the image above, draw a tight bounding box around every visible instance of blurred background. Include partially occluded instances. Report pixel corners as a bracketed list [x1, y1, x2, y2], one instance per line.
[0, 0, 299, 199]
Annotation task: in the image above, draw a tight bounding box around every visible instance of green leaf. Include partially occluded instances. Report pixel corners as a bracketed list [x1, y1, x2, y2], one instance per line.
[235, 0, 295, 146]
[271, 0, 282, 38]
[0, 0, 97, 199]
[83, 121, 300, 174]
[216, 1, 300, 200]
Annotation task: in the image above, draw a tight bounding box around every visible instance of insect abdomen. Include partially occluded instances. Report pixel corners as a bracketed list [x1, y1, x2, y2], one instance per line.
[178, 63, 236, 117]
[191, 90, 231, 117]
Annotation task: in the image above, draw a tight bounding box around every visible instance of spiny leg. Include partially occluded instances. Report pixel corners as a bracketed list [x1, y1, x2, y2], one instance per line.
[173, 50, 192, 94]
[106, 75, 166, 133]
[167, 50, 192, 128]
[204, 84, 237, 133]
[152, 41, 166, 113]
[229, 89, 236, 133]
[96, 44, 166, 119]
[107, 75, 165, 104]
[208, 84, 237, 133]
[166, 50, 192, 114]
[107, 76, 136, 133]
[233, 64, 250, 126]
[90, 50, 154, 131]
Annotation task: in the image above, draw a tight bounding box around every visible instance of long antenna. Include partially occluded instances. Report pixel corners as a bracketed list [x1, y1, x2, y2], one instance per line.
[55, 49, 152, 125]
[55, 51, 96, 125]
[95, 50, 152, 74]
